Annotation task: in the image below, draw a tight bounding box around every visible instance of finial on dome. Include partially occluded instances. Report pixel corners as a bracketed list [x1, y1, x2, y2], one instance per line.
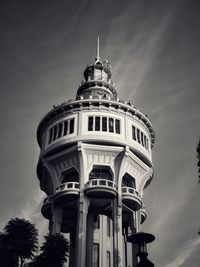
[95, 36, 100, 62]
[76, 37, 117, 100]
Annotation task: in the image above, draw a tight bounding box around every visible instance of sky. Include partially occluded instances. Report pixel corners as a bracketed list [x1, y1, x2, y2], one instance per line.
[0, 0, 200, 266]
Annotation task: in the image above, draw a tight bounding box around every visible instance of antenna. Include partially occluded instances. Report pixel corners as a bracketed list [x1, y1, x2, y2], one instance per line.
[96, 36, 100, 61]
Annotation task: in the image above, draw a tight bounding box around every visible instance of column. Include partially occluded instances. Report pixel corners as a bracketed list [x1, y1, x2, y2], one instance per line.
[131, 212, 137, 267]
[49, 205, 62, 234]
[85, 212, 94, 267]
[75, 195, 89, 267]
[69, 232, 76, 267]
[112, 198, 123, 267]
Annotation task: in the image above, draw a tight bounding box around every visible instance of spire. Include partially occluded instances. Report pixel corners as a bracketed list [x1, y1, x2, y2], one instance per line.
[76, 37, 117, 100]
[95, 36, 100, 62]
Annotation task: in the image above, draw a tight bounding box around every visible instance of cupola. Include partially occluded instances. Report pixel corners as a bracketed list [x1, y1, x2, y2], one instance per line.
[76, 37, 117, 100]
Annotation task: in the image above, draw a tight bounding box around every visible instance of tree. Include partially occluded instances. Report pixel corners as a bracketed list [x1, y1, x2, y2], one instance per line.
[0, 232, 17, 267]
[4, 218, 38, 267]
[33, 233, 69, 267]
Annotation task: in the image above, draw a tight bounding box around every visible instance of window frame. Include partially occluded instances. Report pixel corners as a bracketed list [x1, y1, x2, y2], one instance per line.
[92, 243, 99, 267]
[48, 117, 75, 145]
[132, 124, 150, 152]
[87, 116, 121, 134]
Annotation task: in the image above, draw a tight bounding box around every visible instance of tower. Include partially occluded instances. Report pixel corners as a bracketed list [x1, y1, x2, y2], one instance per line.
[37, 41, 155, 267]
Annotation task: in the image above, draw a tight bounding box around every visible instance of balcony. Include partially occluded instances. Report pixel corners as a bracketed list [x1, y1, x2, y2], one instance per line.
[41, 195, 53, 219]
[85, 179, 117, 198]
[121, 187, 142, 211]
[54, 182, 80, 205]
[140, 205, 147, 224]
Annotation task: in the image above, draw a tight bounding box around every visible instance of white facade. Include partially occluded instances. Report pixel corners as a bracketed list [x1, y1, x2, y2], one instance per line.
[37, 55, 155, 267]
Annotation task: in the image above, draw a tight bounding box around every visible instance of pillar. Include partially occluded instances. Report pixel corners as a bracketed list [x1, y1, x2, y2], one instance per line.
[49, 205, 62, 234]
[75, 195, 89, 267]
[113, 198, 123, 267]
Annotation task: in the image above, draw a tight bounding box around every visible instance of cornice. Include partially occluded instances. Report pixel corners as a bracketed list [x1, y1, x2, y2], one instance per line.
[37, 97, 155, 147]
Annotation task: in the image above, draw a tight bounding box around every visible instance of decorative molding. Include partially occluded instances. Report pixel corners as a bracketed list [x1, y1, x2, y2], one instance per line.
[37, 98, 155, 148]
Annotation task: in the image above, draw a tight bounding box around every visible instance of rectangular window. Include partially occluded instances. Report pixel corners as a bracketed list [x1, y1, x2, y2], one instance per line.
[69, 118, 74, 134]
[144, 135, 147, 149]
[95, 117, 100, 131]
[109, 118, 114, 132]
[132, 178, 136, 189]
[94, 69, 102, 80]
[52, 126, 57, 141]
[137, 129, 141, 143]
[102, 117, 107, 131]
[88, 116, 121, 134]
[132, 126, 136, 140]
[58, 123, 63, 138]
[55, 125, 59, 140]
[49, 128, 53, 144]
[93, 215, 100, 230]
[141, 132, 144, 146]
[88, 116, 93, 131]
[92, 243, 99, 267]
[48, 118, 74, 144]
[107, 217, 111, 237]
[147, 138, 149, 151]
[107, 251, 111, 267]
[61, 121, 65, 136]
[115, 119, 120, 134]
[63, 120, 68, 136]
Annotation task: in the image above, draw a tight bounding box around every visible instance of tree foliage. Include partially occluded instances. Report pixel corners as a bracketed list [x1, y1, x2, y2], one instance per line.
[0, 218, 69, 267]
[3, 218, 38, 267]
[33, 233, 69, 267]
[0, 232, 17, 267]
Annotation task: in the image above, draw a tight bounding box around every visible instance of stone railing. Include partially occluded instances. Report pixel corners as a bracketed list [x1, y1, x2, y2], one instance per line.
[56, 182, 79, 192]
[121, 187, 141, 199]
[86, 179, 117, 190]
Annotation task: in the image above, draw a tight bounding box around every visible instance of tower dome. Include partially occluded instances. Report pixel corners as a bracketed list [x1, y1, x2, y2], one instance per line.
[76, 37, 117, 100]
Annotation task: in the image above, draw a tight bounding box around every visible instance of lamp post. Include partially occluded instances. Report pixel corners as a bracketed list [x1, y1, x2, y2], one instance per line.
[127, 232, 155, 267]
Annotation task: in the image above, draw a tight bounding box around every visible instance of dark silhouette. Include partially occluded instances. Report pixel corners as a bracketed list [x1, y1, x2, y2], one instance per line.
[127, 232, 155, 267]
[4, 218, 38, 267]
[32, 233, 69, 267]
[0, 232, 17, 267]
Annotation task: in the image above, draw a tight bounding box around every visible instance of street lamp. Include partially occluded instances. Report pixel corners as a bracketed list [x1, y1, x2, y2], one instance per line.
[127, 232, 155, 267]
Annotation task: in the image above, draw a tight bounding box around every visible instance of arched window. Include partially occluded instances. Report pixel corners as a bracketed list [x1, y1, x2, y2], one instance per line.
[60, 167, 79, 183]
[122, 173, 136, 189]
[89, 166, 113, 181]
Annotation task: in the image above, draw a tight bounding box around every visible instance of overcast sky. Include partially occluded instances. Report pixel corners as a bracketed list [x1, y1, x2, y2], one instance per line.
[0, 0, 200, 266]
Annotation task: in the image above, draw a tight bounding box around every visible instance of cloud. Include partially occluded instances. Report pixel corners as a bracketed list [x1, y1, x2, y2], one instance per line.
[105, 2, 176, 99]
[18, 191, 44, 221]
[17, 190, 49, 243]
[163, 237, 200, 267]
[44, 0, 88, 48]
[0, 1, 200, 265]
